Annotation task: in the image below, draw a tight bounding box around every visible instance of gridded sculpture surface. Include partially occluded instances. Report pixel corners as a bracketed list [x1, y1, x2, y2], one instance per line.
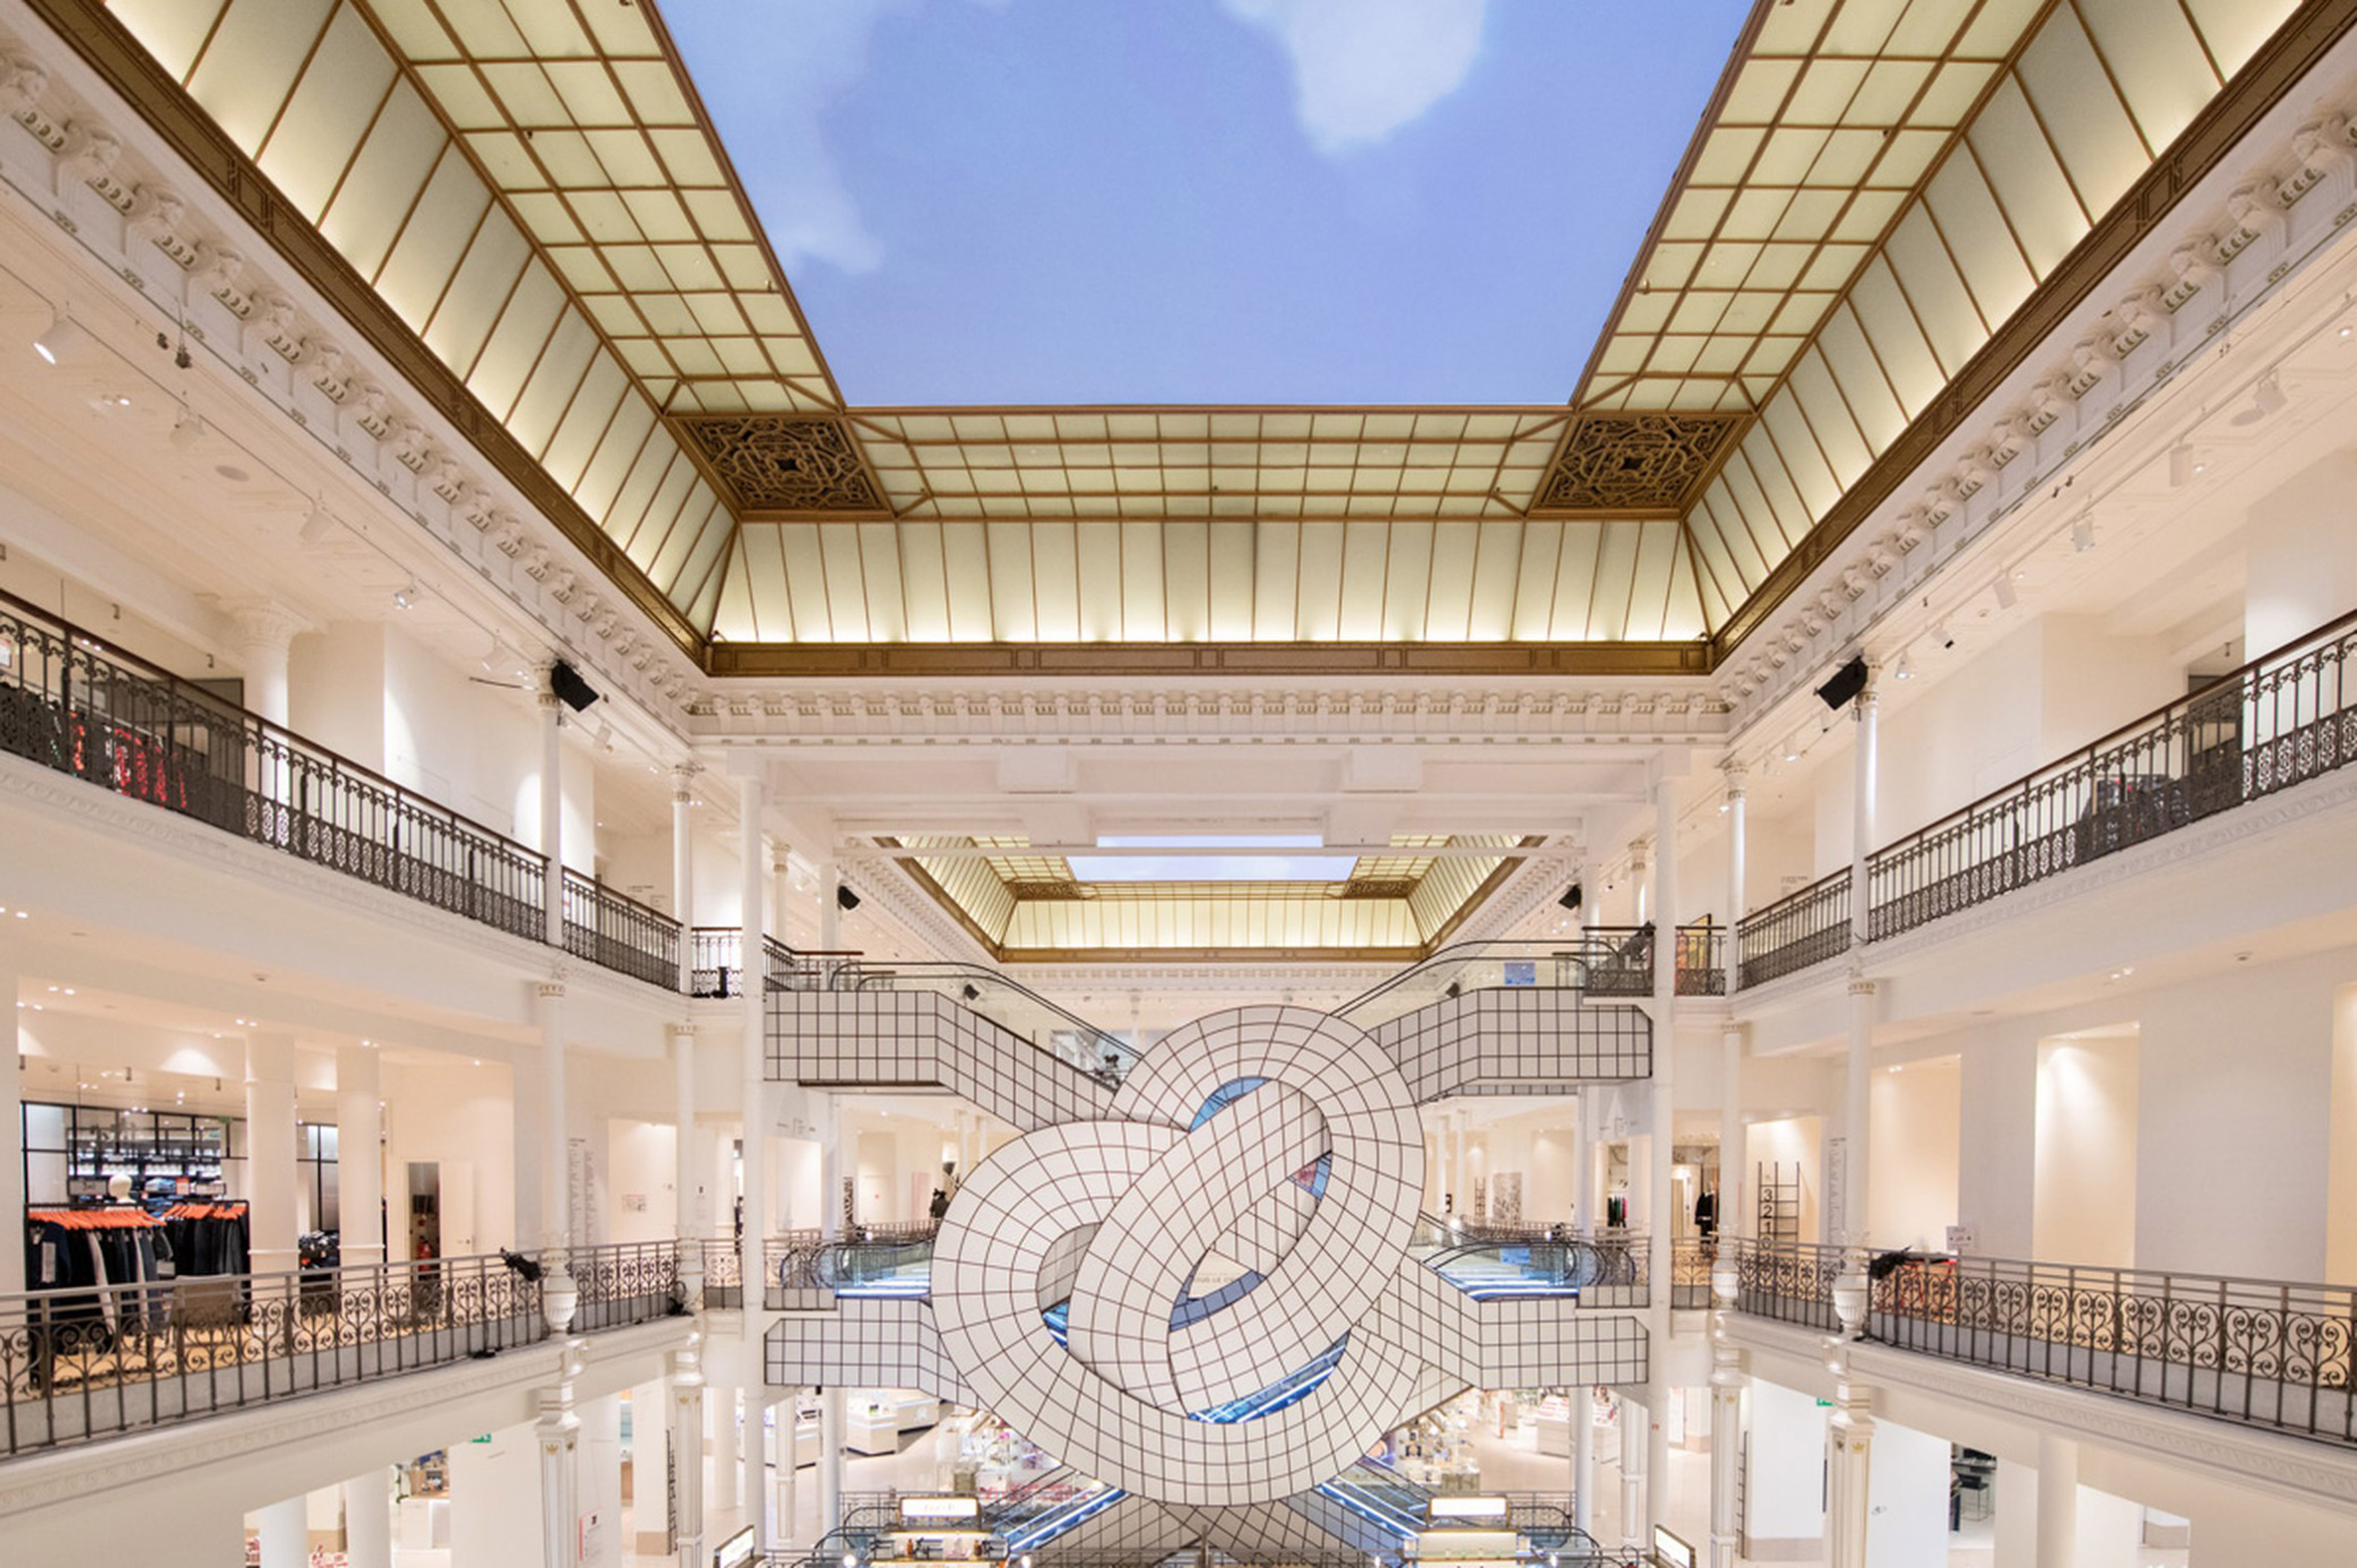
[928, 1005, 1425, 1506]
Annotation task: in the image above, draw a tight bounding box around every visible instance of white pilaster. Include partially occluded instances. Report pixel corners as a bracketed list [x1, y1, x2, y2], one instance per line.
[537, 980, 576, 1318]
[222, 598, 304, 728]
[255, 1495, 306, 1568]
[1646, 774, 1678, 1542]
[540, 690, 565, 946]
[342, 1468, 393, 1568]
[1707, 1259, 1746, 1568]
[821, 1386, 846, 1534]
[672, 1023, 702, 1297]
[538, 1342, 584, 1568]
[672, 769, 698, 992]
[0, 921, 22, 1296]
[1851, 681, 1877, 946]
[2035, 1431, 2079, 1568]
[668, 1339, 708, 1568]
[336, 1043, 385, 1268]
[1825, 1370, 1874, 1568]
[744, 1390, 770, 1548]
[1720, 1026, 1744, 1247]
[1618, 1391, 1645, 1552]
[244, 1033, 298, 1276]
[712, 1389, 740, 1514]
[1723, 762, 1747, 993]
[738, 773, 772, 1554]
[1843, 974, 1875, 1269]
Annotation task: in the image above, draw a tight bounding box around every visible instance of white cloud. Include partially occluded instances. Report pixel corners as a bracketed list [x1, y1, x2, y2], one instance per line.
[1221, 0, 1488, 156]
[667, 0, 896, 275]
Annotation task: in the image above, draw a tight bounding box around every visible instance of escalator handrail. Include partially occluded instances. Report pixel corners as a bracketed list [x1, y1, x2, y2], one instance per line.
[1334, 940, 1601, 1022]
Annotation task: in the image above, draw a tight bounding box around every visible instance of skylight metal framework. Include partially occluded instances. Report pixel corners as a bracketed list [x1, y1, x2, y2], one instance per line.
[51, 0, 2338, 675]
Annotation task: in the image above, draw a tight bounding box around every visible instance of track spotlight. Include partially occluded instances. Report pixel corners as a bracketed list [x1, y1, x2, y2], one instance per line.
[1556, 882, 1582, 912]
[296, 498, 338, 546]
[1993, 573, 2018, 611]
[2167, 444, 2196, 487]
[169, 403, 203, 451]
[1932, 620, 1953, 651]
[480, 635, 525, 678]
[2230, 372, 2285, 427]
[33, 307, 86, 365]
[1892, 651, 1914, 681]
[836, 884, 861, 912]
[2071, 515, 2095, 553]
[392, 580, 419, 610]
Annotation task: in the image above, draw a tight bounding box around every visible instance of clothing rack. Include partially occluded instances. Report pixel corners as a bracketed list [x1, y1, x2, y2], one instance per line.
[26, 1206, 163, 1230]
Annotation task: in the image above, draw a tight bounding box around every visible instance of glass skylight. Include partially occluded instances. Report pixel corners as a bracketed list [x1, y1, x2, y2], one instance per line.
[1067, 835, 1357, 883]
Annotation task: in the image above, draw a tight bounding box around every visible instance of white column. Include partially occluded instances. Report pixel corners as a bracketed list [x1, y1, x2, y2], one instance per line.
[1724, 763, 1747, 993]
[256, 1496, 306, 1568]
[818, 852, 842, 952]
[1706, 1262, 1746, 1568]
[712, 1390, 740, 1514]
[244, 1033, 299, 1276]
[538, 1345, 584, 1568]
[224, 599, 302, 727]
[540, 689, 565, 947]
[672, 1023, 702, 1262]
[1571, 1378, 1594, 1541]
[738, 775, 770, 1313]
[1719, 1027, 1744, 1248]
[1852, 682, 1876, 943]
[0, 921, 22, 1296]
[738, 775, 773, 1556]
[744, 1392, 769, 1548]
[537, 981, 576, 1312]
[336, 1044, 385, 1268]
[775, 1393, 799, 1548]
[672, 769, 698, 993]
[1825, 1356, 1873, 1568]
[1618, 1392, 1645, 1552]
[821, 1387, 846, 1534]
[1646, 774, 1678, 1542]
[2035, 1431, 2079, 1568]
[1843, 976, 1875, 1262]
[342, 1468, 393, 1568]
[669, 1338, 707, 1568]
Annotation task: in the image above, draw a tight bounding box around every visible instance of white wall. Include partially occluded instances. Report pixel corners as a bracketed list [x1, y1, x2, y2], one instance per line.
[1744, 1380, 1827, 1550]
[2331, 983, 2357, 1285]
[383, 1061, 515, 1259]
[2134, 956, 2336, 1279]
[449, 1423, 543, 1568]
[1746, 1115, 1822, 1245]
[1868, 1057, 1959, 1252]
[605, 1119, 677, 1244]
[2244, 450, 2357, 656]
[1864, 1419, 1952, 1568]
[2034, 1035, 2138, 1269]
[1957, 1029, 2038, 1259]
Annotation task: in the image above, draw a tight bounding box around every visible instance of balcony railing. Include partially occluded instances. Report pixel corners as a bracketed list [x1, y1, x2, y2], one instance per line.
[1736, 867, 1852, 989]
[1724, 1239, 2357, 1447]
[1737, 608, 2357, 986]
[1581, 925, 1727, 998]
[0, 1241, 678, 1458]
[562, 870, 680, 989]
[0, 588, 684, 990]
[687, 928, 802, 998]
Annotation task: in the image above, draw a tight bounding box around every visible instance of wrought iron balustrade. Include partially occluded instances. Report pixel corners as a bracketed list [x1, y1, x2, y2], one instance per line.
[0, 588, 689, 990]
[1735, 868, 1852, 989]
[1671, 1239, 1714, 1309]
[1725, 1239, 2357, 1446]
[0, 1241, 676, 1458]
[688, 928, 803, 998]
[1869, 610, 2357, 941]
[562, 870, 682, 989]
[1730, 608, 2357, 984]
[699, 1238, 744, 1309]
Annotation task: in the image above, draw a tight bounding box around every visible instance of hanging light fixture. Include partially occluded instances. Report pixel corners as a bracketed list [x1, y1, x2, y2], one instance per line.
[169, 402, 203, 451]
[392, 579, 420, 610]
[296, 497, 337, 545]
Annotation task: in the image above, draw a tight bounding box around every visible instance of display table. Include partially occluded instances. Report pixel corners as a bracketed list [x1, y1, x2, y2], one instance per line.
[847, 1395, 942, 1454]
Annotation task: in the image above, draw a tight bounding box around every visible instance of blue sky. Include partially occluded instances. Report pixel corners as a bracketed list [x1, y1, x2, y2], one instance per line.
[666, 0, 1753, 406]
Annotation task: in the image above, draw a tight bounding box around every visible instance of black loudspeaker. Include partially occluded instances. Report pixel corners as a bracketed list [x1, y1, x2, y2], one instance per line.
[836, 884, 861, 912]
[1816, 656, 1869, 712]
[1557, 883, 1583, 911]
[548, 660, 600, 713]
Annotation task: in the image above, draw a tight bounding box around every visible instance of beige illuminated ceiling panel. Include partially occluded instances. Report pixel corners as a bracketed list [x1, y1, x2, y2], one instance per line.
[708, 515, 1709, 645]
[1684, 0, 2301, 633]
[85, 0, 837, 638]
[892, 834, 1528, 962]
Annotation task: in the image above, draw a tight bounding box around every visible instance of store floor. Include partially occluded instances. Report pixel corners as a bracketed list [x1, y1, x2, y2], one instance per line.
[616, 1404, 2193, 1568]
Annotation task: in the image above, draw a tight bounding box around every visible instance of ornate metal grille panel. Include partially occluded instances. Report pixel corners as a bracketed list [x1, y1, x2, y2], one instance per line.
[676, 414, 886, 514]
[1531, 413, 1746, 514]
